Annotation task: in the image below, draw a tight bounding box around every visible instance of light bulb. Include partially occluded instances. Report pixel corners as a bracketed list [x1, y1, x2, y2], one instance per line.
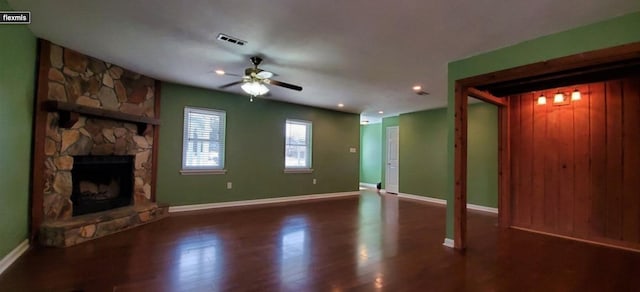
[571, 89, 581, 101]
[537, 94, 547, 105]
[554, 92, 564, 103]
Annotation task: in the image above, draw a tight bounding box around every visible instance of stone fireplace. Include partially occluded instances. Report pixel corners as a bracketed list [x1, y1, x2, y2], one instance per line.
[34, 41, 167, 247]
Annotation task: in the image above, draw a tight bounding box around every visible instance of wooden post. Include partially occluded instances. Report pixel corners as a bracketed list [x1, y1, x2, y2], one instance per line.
[30, 39, 51, 242]
[150, 81, 161, 202]
[454, 82, 468, 250]
[498, 104, 511, 227]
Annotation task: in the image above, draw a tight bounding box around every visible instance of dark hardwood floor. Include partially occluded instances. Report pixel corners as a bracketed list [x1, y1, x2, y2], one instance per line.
[1, 190, 639, 291]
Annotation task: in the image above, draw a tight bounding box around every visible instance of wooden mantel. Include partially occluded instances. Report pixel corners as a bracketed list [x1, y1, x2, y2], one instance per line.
[43, 100, 160, 135]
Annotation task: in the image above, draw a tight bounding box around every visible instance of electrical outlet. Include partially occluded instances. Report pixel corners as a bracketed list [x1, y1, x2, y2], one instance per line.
[313, 178, 317, 185]
[227, 182, 232, 189]
[349, 147, 357, 153]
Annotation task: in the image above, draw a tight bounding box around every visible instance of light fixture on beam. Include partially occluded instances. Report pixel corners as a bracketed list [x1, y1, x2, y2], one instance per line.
[537, 88, 581, 106]
[571, 89, 581, 101]
[553, 91, 565, 103]
[537, 93, 547, 105]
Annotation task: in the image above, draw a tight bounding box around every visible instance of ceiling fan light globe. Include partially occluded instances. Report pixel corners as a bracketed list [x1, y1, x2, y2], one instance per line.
[241, 81, 269, 96]
[257, 83, 269, 95]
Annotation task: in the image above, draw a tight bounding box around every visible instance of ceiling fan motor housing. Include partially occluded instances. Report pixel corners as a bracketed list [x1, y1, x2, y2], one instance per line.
[250, 56, 263, 67]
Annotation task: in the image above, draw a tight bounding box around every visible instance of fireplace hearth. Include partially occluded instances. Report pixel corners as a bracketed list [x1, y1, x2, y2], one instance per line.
[71, 155, 134, 216]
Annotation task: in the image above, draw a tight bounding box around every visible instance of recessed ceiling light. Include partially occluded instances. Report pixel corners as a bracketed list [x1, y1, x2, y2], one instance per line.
[215, 70, 225, 75]
[338, 103, 344, 108]
[378, 111, 384, 114]
[413, 85, 430, 96]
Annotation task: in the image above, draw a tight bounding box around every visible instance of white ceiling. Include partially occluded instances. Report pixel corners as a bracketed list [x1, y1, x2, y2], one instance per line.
[10, 1, 639, 122]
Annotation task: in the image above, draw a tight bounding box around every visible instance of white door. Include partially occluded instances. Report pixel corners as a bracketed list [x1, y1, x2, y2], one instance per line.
[385, 126, 399, 193]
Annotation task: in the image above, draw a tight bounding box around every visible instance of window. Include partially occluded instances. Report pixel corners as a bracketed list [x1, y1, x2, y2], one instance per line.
[182, 107, 226, 173]
[285, 119, 312, 170]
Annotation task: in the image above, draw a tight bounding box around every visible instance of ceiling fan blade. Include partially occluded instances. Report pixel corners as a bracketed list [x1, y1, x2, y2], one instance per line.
[218, 80, 243, 89]
[268, 79, 303, 91]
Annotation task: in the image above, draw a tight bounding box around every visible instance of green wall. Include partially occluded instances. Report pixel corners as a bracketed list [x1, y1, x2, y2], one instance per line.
[466, 103, 498, 207]
[157, 82, 360, 205]
[0, 0, 37, 259]
[445, 11, 640, 238]
[398, 103, 497, 206]
[360, 123, 382, 184]
[399, 108, 448, 199]
[380, 116, 399, 189]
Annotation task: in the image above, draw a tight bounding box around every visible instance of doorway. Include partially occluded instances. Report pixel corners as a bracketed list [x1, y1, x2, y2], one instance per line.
[453, 42, 640, 251]
[385, 126, 399, 194]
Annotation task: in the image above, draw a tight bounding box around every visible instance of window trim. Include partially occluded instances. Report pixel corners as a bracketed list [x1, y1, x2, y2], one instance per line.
[284, 119, 313, 171]
[181, 106, 226, 173]
[180, 169, 227, 175]
[283, 168, 314, 174]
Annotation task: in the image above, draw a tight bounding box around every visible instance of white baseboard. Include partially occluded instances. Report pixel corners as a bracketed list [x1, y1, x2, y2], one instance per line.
[443, 238, 455, 248]
[397, 193, 498, 214]
[398, 193, 447, 205]
[0, 239, 29, 276]
[169, 191, 360, 213]
[359, 182, 377, 189]
[467, 203, 498, 214]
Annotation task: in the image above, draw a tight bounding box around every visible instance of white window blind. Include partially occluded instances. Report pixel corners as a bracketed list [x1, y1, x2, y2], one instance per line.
[285, 119, 312, 169]
[182, 107, 226, 170]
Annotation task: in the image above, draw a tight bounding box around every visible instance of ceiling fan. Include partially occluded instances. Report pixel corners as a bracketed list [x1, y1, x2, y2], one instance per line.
[217, 56, 303, 101]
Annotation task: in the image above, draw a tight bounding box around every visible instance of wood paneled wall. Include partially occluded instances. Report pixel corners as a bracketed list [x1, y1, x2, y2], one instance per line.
[509, 76, 640, 250]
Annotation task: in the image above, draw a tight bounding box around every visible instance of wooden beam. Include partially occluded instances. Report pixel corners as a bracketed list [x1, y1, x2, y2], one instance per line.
[458, 42, 640, 87]
[43, 100, 160, 135]
[468, 87, 508, 107]
[478, 59, 640, 96]
[43, 100, 160, 125]
[454, 82, 468, 250]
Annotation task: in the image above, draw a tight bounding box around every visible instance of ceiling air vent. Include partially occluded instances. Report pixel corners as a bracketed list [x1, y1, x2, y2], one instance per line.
[217, 33, 247, 46]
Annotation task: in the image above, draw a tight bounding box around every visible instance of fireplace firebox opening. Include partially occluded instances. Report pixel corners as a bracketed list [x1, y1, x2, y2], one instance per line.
[71, 155, 134, 216]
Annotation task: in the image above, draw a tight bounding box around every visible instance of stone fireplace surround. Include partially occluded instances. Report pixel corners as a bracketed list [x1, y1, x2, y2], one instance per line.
[34, 40, 167, 247]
